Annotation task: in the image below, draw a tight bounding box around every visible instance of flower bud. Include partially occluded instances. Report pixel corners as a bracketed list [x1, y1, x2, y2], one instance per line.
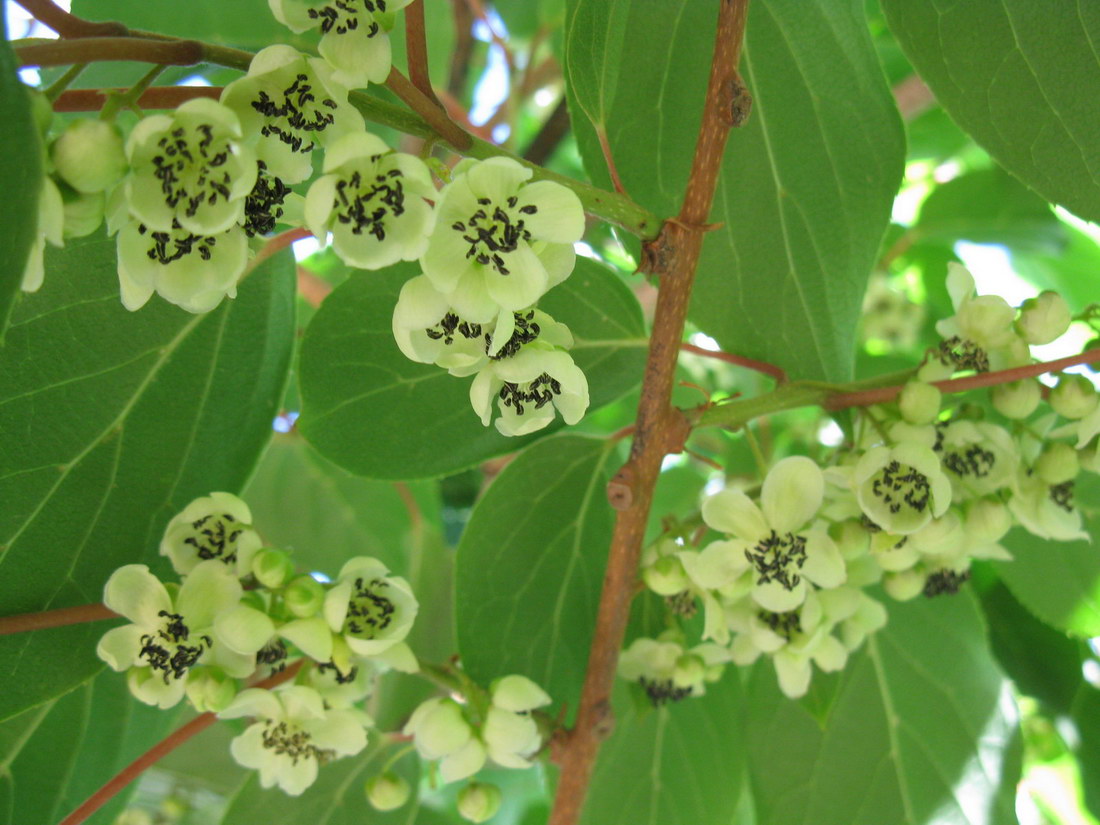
[883, 569, 926, 601]
[1051, 375, 1098, 420]
[1016, 291, 1071, 345]
[964, 498, 1011, 545]
[643, 554, 689, 596]
[898, 381, 941, 425]
[184, 667, 237, 712]
[51, 119, 127, 194]
[365, 772, 411, 811]
[1036, 442, 1079, 485]
[1080, 442, 1100, 474]
[403, 699, 472, 760]
[672, 654, 706, 689]
[61, 189, 105, 238]
[991, 379, 1042, 419]
[284, 575, 325, 618]
[491, 674, 551, 713]
[457, 782, 502, 823]
[252, 547, 295, 589]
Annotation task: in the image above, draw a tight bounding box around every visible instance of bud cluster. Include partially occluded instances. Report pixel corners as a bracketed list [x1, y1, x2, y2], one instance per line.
[628, 266, 1097, 700]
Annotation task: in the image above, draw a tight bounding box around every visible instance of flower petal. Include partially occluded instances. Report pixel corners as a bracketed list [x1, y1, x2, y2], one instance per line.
[761, 456, 823, 533]
[513, 180, 584, 243]
[701, 489, 767, 539]
[96, 624, 145, 671]
[103, 564, 171, 626]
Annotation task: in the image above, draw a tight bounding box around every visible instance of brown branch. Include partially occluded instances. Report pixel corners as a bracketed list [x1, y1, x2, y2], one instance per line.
[57, 661, 303, 825]
[523, 97, 571, 165]
[547, 3, 752, 824]
[0, 603, 117, 636]
[405, 0, 441, 106]
[52, 85, 221, 111]
[12, 0, 127, 38]
[893, 74, 935, 122]
[16, 37, 204, 68]
[385, 67, 472, 151]
[679, 342, 787, 383]
[826, 348, 1100, 410]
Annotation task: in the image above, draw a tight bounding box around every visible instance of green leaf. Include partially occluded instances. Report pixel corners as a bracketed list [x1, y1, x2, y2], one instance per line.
[580, 677, 744, 825]
[1072, 684, 1100, 823]
[995, 474, 1100, 638]
[0, 233, 295, 721]
[298, 259, 644, 480]
[455, 434, 615, 721]
[881, 0, 1100, 223]
[221, 742, 421, 825]
[0, 12, 41, 343]
[746, 591, 1020, 825]
[564, 0, 904, 381]
[914, 166, 1065, 254]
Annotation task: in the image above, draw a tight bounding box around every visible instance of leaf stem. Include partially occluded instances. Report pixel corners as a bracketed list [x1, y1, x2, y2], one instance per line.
[679, 342, 787, 383]
[385, 66, 471, 151]
[404, 0, 440, 105]
[56, 661, 303, 825]
[0, 603, 117, 635]
[547, 3, 752, 824]
[53, 85, 221, 111]
[16, 36, 206, 68]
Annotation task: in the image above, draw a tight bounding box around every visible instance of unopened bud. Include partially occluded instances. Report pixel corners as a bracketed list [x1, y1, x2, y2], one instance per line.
[643, 554, 689, 596]
[184, 667, 237, 712]
[1051, 375, 1098, 420]
[1016, 292, 1071, 345]
[883, 569, 926, 601]
[61, 189, 105, 238]
[252, 547, 295, 589]
[1036, 442, 1079, 485]
[898, 381, 941, 425]
[284, 575, 325, 618]
[965, 498, 1011, 545]
[51, 119, 127, 194]
[365, 771, 411, 811]
[457, 782, 502, 823]
[672, 654, 706, 689]
[991, 379, 1042, 419]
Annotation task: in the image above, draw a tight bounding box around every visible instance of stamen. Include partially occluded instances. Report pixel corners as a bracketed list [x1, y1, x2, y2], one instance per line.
[744, 530, 807, 590]
[261, 720, 336, 766]
[922, 569, 970, 597]
[869, 460, 931, 515]
[638, 677, 693, 707]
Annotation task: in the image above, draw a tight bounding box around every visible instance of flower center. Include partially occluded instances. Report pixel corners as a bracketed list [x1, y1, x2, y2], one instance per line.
[638, 677, 692, 707]
[1050, 480, 1075, 513]
[489, 311, 541, 359]
[450, 196, 538, 275]
[498, 372, 561, 416]
[138, 221, 219, 264]
[151, 123, 234, 219]
[256, 639, 288, 668]
[261, 720, 336, 766]
[424, 312, 483, 345]
[243, 164, 291, 237]
[758, 608, 802, 640]
[308, 0, 383, 37]
[869, 460, 931, 515]
[252, 73, 337, 154]
[332, 166, 406, 241]
[316, 660, 359, 684]
[938, 336, 989, 373]
[139, 610, 211, 683]
[923, 569, 970, 598]
[183, 512, 245, 564]
[744, 530, 807, 591]
[344, 577, 396, 639]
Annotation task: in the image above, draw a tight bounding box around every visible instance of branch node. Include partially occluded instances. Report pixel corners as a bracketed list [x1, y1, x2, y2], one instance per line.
[607, 466, 636, 511]
[723, 74, 753, 128]
[592, 699, 615, 741]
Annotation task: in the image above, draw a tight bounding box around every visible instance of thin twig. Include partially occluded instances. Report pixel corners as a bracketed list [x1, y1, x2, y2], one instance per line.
[523, 97, 571, 165]
[57, 662, 303, 825]
[547, 3, 752, 824]
[404, 0, 441, 106]
[52, 85, 221, 111]
[0, 603, 117, 636]
[16, 37, 204, 68]
[385, 67, 472, 151]
[679, 342, 787, 383]
[447, 0, 476, 99]
[13, 0, 126, 38]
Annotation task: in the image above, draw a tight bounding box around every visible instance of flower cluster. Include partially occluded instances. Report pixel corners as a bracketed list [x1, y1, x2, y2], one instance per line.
[626, 267, 1097, 700]
[97, 492, 418, 795]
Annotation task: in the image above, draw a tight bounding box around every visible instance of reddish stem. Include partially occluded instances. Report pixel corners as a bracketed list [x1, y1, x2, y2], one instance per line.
[16, 37, 204, 68]
[247, 227, 313, 275]
[0, 603, 117, 636]
[53, 85, 221, 112]
[57, 661, 303, 825]
[679, 342, 787, 383]
[404, 0, 441, 106]
[826, 348, 1100, 410]
[12, 0, 127, 38]
[385, 67, 472, 151]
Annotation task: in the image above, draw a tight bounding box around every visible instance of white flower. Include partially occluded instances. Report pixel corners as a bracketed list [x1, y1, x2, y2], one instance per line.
[115, 218, 249, 313]
[469, 346, 589, 436]
[220, 686, 370, 795]
[421, 157, 583, 321]
[490, 675, 552, 713]
[97, 561, 252, 708]
[853, 443, 952, 535]
[699, 457, 845, 613]
[160, 492, 263, 578]
[20, 176, 64, 293]
[935, 263, 1024, 369]
[1016, 291, 1071, 346]
[221, 46, 365, 184]
[323, 556, 418, 656]
[124, 99, 257, 235]
[1008, 471, 1087, 542]
[403, 697, 486, 782]
[267, 0, 411, 88]
[305, 131, 435, 269]
[935, 420, 1018, 499]
[617, 636, 727, 704]
[481, 675, 551, 769]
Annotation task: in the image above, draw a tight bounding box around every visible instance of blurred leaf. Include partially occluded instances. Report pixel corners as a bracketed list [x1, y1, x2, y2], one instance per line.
[0, 234, 295, 721]
[996, 474, 1100, 638]
[564, 0, 904, 381]
[1072, 684, 1100, 823]
[455, 434, 614, 722]
[914, 167, 1065, 254]
[906, 106, 970, 163]
[579, 677, 744, 825]
[1011, 222, 1100, 313]
[298, 258, 644, 480]
[746, 591, 1020, 825]
[0, 14, 41, 342]
[881, 0, 1100, 223]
